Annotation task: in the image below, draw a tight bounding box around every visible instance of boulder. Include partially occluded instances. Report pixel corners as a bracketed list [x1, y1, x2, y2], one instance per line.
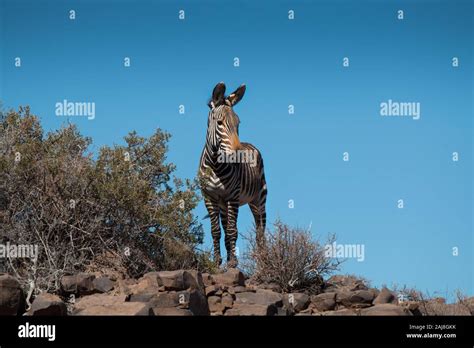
[185, 289, 209, 316]
[276, 307, 291, 316]
[60, 273, 96, 296]
[201, 273, 215, 287]
[30, 293, 67, 316]
[154, 270, 204, 292]
[117, 278, 138, 296]
[128, 273, 162, 301]
[205, 285, 218, 297]
[92, 276, 115, 293]
[75, 302, 152, 316]
[361, 304, 412, 316]
[208, 296, 224, 313]
[185, 270, 205, 291]
[373, 287, 398, 305]
[148, 292, 180, 308]
[152, 307, 193, 316]
[283, 293, 310, 312]
[310, 292, 336, 312]
[320, 308, 358, 316]
[225, 303, 277, 316]
[336, 289, 374, 308]
[232, 286, 252, 294]
[212, 269, 245, 287]
[235, 289, 283, 307]
[0, 274, 24, 315]
[74, 294, 128, 313]
[149, 290, 209, 316]
[221, 293, 234, 309]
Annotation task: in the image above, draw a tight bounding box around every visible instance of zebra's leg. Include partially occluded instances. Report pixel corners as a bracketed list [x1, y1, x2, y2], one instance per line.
[249, 198, 267, 251]
[225, 200, 240, 268]
[204, 197, 222, 266]
[220, 209, 228, 238]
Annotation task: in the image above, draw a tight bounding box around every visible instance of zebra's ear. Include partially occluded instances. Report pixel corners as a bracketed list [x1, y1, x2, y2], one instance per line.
[209, 82, 226, 108]
[226, 84, 246, 107]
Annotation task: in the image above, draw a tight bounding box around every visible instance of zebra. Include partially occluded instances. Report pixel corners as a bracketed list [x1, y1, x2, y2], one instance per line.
[199, 82, 267, 267]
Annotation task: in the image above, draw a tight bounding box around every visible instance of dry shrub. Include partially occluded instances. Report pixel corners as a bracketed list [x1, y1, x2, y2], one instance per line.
[242, 220, 342, 293]
[391, 284, 474, 316]
[0, 106, 212, 294]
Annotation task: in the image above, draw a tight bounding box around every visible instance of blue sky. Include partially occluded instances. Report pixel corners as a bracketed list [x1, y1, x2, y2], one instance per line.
[1, 0, 472, 298]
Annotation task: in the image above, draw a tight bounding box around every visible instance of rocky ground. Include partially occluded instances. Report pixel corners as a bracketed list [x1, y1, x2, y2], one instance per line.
[1, 271, 473, 316]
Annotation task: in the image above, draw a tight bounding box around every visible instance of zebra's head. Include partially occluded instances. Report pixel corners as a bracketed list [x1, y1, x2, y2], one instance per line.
[206, 82, 246, 157]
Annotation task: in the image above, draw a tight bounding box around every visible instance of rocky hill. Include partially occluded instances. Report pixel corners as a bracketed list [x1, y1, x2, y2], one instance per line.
[1, 270, 473, 316]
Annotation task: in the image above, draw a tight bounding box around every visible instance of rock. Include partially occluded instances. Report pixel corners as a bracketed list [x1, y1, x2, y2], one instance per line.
[369, 288, 380, 299]
[149, 290, 209, 316]
[129, 293, 156, 302]
[208, 296, 224, 313]
[361, 304, 412, 316]
[148, 292, 180, 308]
[61, 273, 96, 296]
[152, 307, 193, 316]
[92, 276, 115, 293]
[232, 286, 252, 293]
[348, 290, 375, 305]
[337, 289, 374, 308]
[184, 270, 205, 292]
[128, 273, 162, 301]
[74, 294, 128, 313]
[30, 293, 67, 316]
[236, 289, 283, 307]
[75, 302, 152, 315]
[154, 271, 185, 291]
[205, 285, 218, 297]
[221, 293, 234, 309]
[155, 270, 204, 292]
[225, 304, 277, 316]
[283, 293, 310, 312]
[185, 289, 210, 316]
[212, 269, 245, 287]
[311, 292, 336, 312]
[373, 287, 398, 305]
[117, 278, 138, 296]
[0, 274, 24, 315]
[201, 273, 215, 287]
[320, 308, 358, 316]
[276, 307, 291, 316]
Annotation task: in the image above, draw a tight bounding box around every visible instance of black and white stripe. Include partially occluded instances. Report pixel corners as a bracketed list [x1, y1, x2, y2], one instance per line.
[198, 82, 267, 267]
